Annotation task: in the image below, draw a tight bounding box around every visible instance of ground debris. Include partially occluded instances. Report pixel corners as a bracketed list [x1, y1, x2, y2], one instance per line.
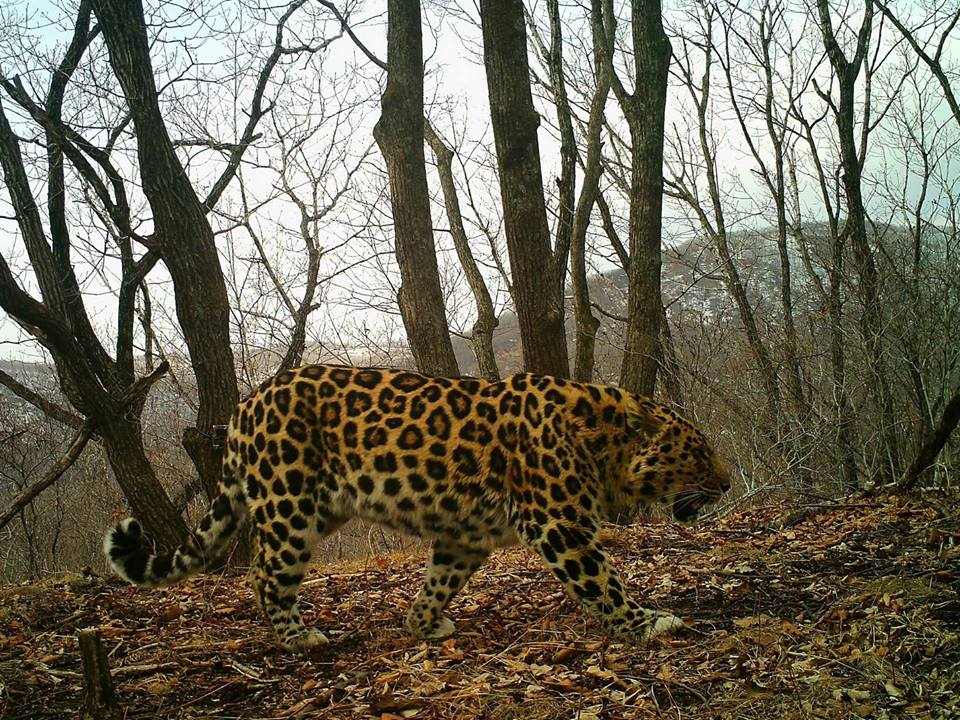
[1, 493, 958, 719]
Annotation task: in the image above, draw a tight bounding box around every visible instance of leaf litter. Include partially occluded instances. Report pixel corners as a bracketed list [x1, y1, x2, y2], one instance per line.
[1, 492, 958, 719]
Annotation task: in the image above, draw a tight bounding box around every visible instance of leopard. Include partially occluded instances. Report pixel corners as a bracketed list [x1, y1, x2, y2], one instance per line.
[105, 364, 730, 652]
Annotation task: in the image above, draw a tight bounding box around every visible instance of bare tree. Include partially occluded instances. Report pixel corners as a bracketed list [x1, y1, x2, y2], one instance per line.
[220, 66, 375, 381]
[526, 0, 615, 383]
[873, 0, 960, 128]
[665, 4, 783, 421]
[374, 0, 459, 377]
[480, 0, 570, 377]
[789, 103, 861, 489]
[90, 0, 248, 496]
[0, 2, 185, 546]
[717, 0, 808, 416]
[424, 122, 500, 381]
[0, 0, 331, 545]
[815, 0, 901, 479]
[607, 0, 672, 395]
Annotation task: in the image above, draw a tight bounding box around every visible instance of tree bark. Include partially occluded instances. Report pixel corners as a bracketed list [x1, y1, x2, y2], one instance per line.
[480, 0, 570, 377]
[829, 232, 861, 490]
[90, 0, 239, 497]
[79, 628, 121, 720]
[372, 0, 459, 377]
[102, 416, 188, 549]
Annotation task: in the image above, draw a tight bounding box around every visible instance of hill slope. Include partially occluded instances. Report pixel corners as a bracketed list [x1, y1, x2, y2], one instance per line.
[1, 494, 958, 719]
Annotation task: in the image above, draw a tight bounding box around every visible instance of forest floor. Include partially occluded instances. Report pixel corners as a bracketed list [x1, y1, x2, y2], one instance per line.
[1, 492, 958, 720]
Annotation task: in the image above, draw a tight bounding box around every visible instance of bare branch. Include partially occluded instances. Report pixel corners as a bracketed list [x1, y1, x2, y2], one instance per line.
[0, 423, 95, 532]
[0, 369, 86, 430]
[317, 0, 388, 71]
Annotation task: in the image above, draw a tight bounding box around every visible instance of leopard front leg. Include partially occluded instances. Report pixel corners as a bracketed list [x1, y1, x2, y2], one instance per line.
[519, 521, 683, 642]
[406, 544, 489, 640]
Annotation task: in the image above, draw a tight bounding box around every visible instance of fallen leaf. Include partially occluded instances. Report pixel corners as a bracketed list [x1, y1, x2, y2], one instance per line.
[158, 604, 182, 623]
[884, 680, 904, 697]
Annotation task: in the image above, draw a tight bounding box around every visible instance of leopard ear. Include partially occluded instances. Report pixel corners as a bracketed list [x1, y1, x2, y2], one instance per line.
[624, 396, 666, 437]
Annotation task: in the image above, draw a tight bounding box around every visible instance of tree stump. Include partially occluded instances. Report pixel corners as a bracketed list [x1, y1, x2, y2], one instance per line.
[78, 628, 120, 719]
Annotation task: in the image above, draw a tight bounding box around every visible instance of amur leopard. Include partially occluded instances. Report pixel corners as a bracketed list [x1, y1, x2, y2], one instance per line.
[105, 365, 730, 651]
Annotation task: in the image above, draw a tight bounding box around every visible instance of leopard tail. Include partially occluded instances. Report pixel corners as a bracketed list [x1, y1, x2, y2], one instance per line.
[103, 441, 247, 588]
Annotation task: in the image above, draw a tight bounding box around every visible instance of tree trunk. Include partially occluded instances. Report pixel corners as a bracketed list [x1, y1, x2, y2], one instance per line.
[794, 107, 859, 490]
[829, 235, 860, 490]
[78, 628, 121, 720]
[618, 0, 671, 396]
[101, 416, 188, 550]
[90, 0, 239, 498]
[568, 0, 613, 383]
[896, 389, 960, 492]
[544, 0, 575, 308]
[1, 49, 188, 547]
[480, 0, 570, 377]
[424, 123, 499, 381]
[657, 303, 686, 408]
[372, 0, 459, 377]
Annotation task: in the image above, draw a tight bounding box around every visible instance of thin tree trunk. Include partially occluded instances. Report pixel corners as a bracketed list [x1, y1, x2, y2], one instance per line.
[896, 389, 960, 492]
[668, 5, 782, 419]
[793, 112, 860, 489]
[714, 230, 782, 418]
[373, 0, 459, 377]
[424, 122, 499, 381]
[829, 235, 860, 490]
[658, 303, 685, 408]
[480, 0, 570, 377]
[544, 0, 575, 307]
[816, 0, 900, 480]
[616, 0, 671, 396]
[568, 0, 614, 382]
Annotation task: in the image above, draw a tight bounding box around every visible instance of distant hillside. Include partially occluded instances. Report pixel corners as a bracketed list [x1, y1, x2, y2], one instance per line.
[451, 233, 788, 378]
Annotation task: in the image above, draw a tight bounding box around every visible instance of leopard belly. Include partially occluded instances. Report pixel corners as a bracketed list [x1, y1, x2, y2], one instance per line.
[347, 486, 519, 549]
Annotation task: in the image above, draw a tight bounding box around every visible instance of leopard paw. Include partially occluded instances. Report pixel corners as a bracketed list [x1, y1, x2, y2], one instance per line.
[407, 615, 456, 640]
[641, 611, 685, 640]
[282, 629, 329, 653]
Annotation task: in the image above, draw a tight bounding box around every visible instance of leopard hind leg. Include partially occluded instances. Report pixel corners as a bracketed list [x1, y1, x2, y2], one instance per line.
[250, 503, 344, 652]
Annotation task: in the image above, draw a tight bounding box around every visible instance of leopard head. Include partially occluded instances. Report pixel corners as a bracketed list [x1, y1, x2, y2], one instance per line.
[624, 398, 731, 522]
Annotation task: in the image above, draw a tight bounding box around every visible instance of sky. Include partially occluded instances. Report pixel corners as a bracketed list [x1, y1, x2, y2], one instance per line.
[0, 0, 957, 369]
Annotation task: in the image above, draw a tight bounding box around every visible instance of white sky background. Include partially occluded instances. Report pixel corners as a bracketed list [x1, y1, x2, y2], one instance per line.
[0, 0, 957, 377]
